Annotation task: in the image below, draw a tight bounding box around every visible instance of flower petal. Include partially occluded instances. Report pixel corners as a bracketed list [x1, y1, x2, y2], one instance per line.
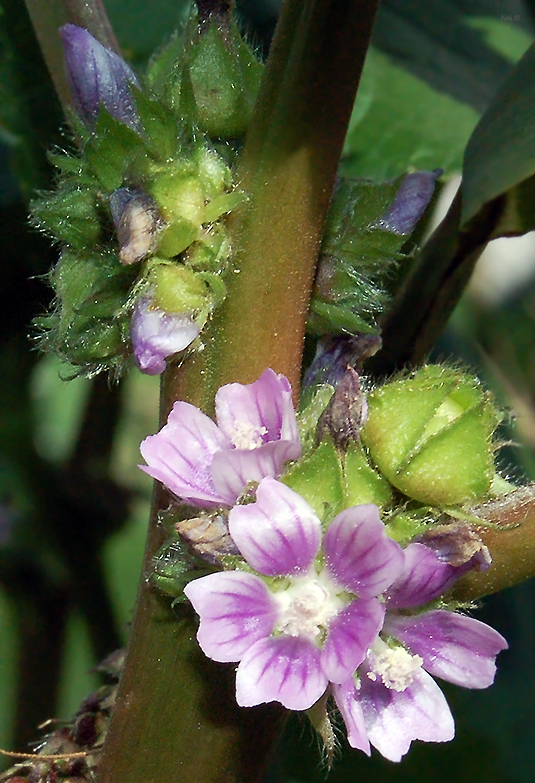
[332, 681, 371, 755]
[184, 572, 278, 662]
[212, 441, 299, 502]
[236, 635, 327, 709]
[384, 543, 463, 609]
[324, 505, 404, 597]
[358, 667, 455, 761]
[215, 368, 301, 454]
[229, 477, 321, 576]
[322, 598, 385, 683]
[385, 610, 508, 688]
[139, 401, 232, 506]
[131, 298, 200, 375]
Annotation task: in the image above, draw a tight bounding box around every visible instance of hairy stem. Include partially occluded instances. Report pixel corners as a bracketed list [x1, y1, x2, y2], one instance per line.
[98, 2, 379, 781]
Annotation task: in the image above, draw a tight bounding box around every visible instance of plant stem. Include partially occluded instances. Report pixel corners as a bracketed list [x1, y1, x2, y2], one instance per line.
[98, 2, 379, 781]
[454, 485, 535, 600]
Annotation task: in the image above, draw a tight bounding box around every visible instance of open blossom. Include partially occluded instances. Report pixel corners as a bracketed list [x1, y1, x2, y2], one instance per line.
[184, 478, 404, 710]
[140, 369, 302, 506]
[333, 542, 508, 761]
[131, 298, 200, 375]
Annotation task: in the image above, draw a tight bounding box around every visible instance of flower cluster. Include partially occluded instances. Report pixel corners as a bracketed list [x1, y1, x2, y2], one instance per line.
[140, 368, 507, 762]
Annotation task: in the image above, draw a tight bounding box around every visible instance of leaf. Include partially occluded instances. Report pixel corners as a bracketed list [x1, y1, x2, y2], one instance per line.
[342, 48, 480, 181]
[462, 40, 535, 223]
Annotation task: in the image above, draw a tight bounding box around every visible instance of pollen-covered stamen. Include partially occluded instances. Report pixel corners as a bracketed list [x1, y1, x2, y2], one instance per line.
[276, 572, 344, 640]
[367, 639, 423, 691]
[229, 420, 268, 450]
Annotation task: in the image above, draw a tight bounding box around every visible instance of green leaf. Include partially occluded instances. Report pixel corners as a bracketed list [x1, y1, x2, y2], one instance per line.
[462, 41, 535, 223]
[342, 47, 479, 181]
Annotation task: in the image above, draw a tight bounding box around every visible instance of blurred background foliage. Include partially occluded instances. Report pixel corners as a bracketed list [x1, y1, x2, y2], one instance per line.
[1, 0, 535, 780]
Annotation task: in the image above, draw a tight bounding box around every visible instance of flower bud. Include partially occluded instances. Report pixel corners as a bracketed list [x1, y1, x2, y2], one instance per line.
[374, 169, 442, 235]
[131, 297, 200, 375]
[361, 365, 501, 506]
[60, 24, 141, 132]
[109, 187, 165, 265]
[317, 367, 368, 448]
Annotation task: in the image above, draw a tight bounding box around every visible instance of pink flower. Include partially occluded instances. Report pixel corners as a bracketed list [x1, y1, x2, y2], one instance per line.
[140, 369, 302, 506]
[333, 543, 508, 761]
[184, 478, 404, 710]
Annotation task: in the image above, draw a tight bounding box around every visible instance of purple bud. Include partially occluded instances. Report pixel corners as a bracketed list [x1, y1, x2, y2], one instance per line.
[131, 298, 200, 375]
[60, 24, 141, 132]
[303, 334, 382, 391]
[376, 169, 443, 235]
[110, 188, 165, 265]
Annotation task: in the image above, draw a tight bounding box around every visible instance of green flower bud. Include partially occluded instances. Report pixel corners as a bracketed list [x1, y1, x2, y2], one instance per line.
[185, 19, 263, 139]
[148, 262, 210, 314]
[361, 365, 501, 506]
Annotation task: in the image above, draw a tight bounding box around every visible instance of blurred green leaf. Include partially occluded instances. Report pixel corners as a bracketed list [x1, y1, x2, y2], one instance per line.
[342, 48, 479, 181]
[462, 41, 535, 224]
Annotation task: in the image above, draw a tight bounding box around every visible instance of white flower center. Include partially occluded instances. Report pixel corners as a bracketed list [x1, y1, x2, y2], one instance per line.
[276, 572, 343, 640]
[367, 642, 423, 692]
[229, 420, 268, 449]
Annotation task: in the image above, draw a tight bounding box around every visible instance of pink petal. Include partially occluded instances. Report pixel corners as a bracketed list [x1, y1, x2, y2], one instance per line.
[385, 610, 508, 688]
[322, 599, 385, 683]
[184, 572, 278, 662]
[215, 368, 301, 453]
[359, 667, 455, 761]
[324, 505, 404, 597]
[139, 401, 232, 506]
[332, 681, 371, 755]
[211, 441, 299, 502]
[236, 635, 327, 709]
[229, 477, 321, 576]
[384, 543, 464, 608]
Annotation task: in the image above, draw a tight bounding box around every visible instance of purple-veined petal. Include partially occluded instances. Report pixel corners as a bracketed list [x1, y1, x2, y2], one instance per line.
[332, 681, 371, 755]
[229, 477, 321, 576]
[358, 666, 455, 761]
[324, 505, 404, 597]
[184, 572, 278, 662]
[139, 401, 233, 506]
[212, 440, 299, 502]
[60, 24, 141, 131]
[322, 598, 385, 683]
[384, 543, 463, 609]
[385, 610, 508, 689]
[215, 368, 301, 453]
[131, 298, 200, 375]
[236, 635, 327, 709]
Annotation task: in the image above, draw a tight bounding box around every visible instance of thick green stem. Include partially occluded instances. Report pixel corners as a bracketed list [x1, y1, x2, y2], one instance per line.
[98, 2, 379, 781]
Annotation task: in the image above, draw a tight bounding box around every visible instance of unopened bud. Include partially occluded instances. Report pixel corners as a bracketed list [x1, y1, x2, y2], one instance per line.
[60, 24, 141, 132]
[131, 297, 200, 375]
[375, 169, 442, 235]
[109, 187, 165, 264]
[361, 365, 501, 506]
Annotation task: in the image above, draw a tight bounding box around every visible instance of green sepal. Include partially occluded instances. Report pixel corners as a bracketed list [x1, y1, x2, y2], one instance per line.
[31, 186, 103, 249]
[297, 384, 335, 452]
[384, 508, 433, 544]
[281, 437, 344, 524]
[84, 110, 147, 190]
[149, 261, 211, 313]
[362, 365, 502, 507]
[309, 177, 418, 337]
[151, 537, 216, 602]
[343, 442, 393, 509]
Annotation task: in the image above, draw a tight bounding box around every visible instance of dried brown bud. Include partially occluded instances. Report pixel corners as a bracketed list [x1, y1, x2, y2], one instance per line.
[109, 187, 165, 265]
[418, 521, 491, 571]
[174, 512, 239, 564]
[317, 367, 367, 448]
